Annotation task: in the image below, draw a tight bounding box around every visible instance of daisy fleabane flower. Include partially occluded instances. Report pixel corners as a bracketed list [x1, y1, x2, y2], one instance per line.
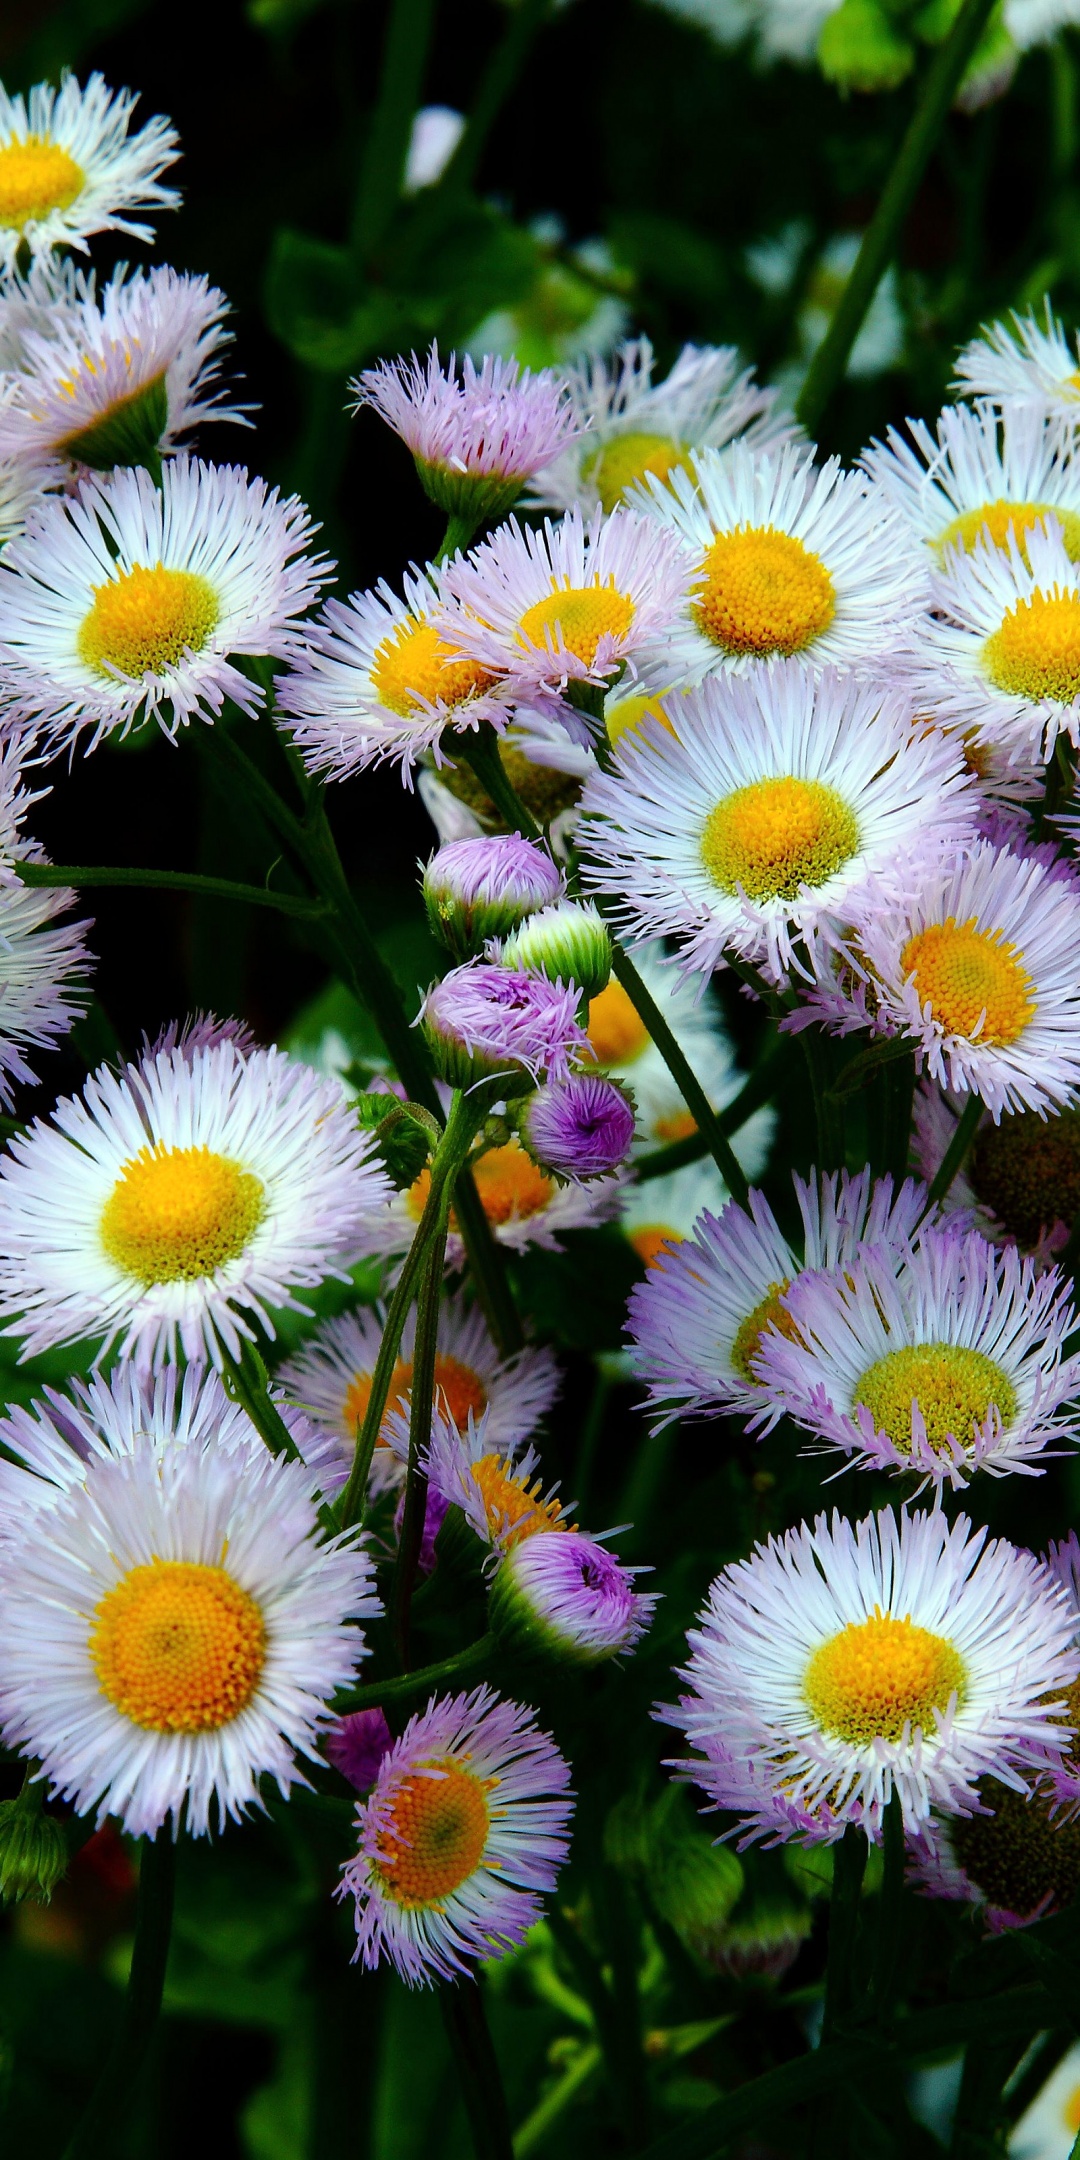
[521, 1071, 636, 1183]
[341, 1685, 573, 1985]
[0, 72, 179, 271]
[861, 399, 1080, 565]
[0, 1038, 394, 1368]
[626, 1166, 953, 1431]
[898, 519, 1080, 762]
[436, 506, 691, 737]
[908, 1779, 1080, 1935]
[274, 564, 514, 785]
[912, 1079, 1080, 1260]
[527, 335, 796, 517]
[580, 663, 975, 984]
[954, 302, 1080, 424]
[661, 1507, 1079, 1846]
[490, 1530, 657, 1665]
[353, 345, 585, 522]
[631, 438, 925, 682]
[802, 837, 1080, 1119]
[387, 1401, 573, 1554]
[0, 1362, 379, 1837]
[420, 960, 590, 1092]
[754, 1227, 1080, 1488]
[0, 457, 329, 753]
[0, 265, 247, 479]
[0, 732, 92, 1104]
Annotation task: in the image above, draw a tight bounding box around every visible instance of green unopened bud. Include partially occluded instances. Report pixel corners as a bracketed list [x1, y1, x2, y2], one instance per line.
[353, 1092, 434, 1189]
[0, 1784, 68, 1905]
[500, 900, 612, 1001]
[818, 0, 915, 90]
[701, 1898, 812, 1981]
[62, 373, 169, 472]
[651, 1830, 745, 1953]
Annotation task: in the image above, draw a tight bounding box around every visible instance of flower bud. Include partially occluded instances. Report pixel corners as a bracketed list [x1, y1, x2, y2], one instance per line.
[420, 961, 589, 1097]
[499, 899, 612, 1001]
[354, 1091, 434, 1189]
[489, 1528, 656, 1665]
[521, 1072, 635, 1183]
[423, 835, 564, 959]
[325, 1708, 393, 1794]
[352, 348, 584, 526]
[0, 1785, 68, 1904]
[818, 0, 914, 92]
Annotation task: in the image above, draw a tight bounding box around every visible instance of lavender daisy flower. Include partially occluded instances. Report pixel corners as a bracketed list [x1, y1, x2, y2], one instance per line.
[352, 344, 585, 523]
[340, 1684, 574, 1985]
[490, 1529, 657, 1664]
[420, 960, 590, 1094]
[422, 833, 564, 958]
[522, 1072, 635, 1182]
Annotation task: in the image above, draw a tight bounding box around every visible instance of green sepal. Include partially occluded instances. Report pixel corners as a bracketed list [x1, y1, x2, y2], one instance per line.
[353, 1091, 436, 1189]
[0, 1781, 68, 1905]
[62, 371, 169, 472]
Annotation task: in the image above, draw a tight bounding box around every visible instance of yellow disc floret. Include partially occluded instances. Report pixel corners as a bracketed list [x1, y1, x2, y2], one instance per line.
[90, 1558, 266, 1733]
[701, 775, 859, 902]
[587, 977, 652, 1066]
[584, 432, 694, 514]
[854, 1343, 1018, 1454]
[983, 590, 1080, 704]
[470, 1452, 568, 1547]
[518, 583, 635, 666]
[373, 1760, 491, 1907]
[693, 526, 836, 657]
[937, 499, 1080, 564]
[78, 563, 220, 680]
[100, 1144, 265, 1285]
[0, 136, 83, 228]
[804, 1611, 966, 1745]
[730, 1280, 799, 1382]
[952, 1774, 1080, 1920]
[371, 618, 497, 718]
[901, 917, 1036, 1045]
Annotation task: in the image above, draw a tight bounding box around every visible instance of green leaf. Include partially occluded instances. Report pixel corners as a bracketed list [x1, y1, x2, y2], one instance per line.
[263, 228, 414, 373]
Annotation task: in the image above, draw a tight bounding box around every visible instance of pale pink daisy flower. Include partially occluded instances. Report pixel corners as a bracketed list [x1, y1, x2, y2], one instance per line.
[0, 72, 179, 272]
[352, 344, 585, 521]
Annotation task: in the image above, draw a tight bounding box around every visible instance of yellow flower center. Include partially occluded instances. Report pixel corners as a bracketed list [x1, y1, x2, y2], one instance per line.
[0, 136, 83, 228]
[587, 977, 651, 1066]
[804, 1612, 966, 1746]
[78, 563, 220, 680]
[100, 1145, 265, 1285]
[518, 583, 636, 666]
[730, 1280, 800, 1382]
[90, 1558, 265, 1733]
[970, 1106, 1080, 1246]
[983, 590, 1080, 704]
[701, 775, 859, 902]
[653, 1107, 698, 1143]
[584, 431, 694, 513]
[371, 619, 497, 718]
[372, 1760, 492, 1908]
[627, 1224, 681, 1267]
[342, 1355, 488, 1439]
[693, 526, 836, 657]
[606, 692, 676, 749]
[901, 917, 1036, 1045]
[854, 1343, 1018, 1454]
[470, 1452, 568, 1547]
[952, 1774, 1080, 1921]
[937, 498, 1080, 564]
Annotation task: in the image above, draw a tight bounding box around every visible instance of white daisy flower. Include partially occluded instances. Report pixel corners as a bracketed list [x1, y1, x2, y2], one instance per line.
[341, 1684, 573, 1985]
[0, 1038, 395, 1368]
[0, 1361, 378, 1837]
[955, 302, 1080, 425]
[898, 519, 1080, 762]
[0, 732, 92, 1102]
[275, 564, 515, 785]
[388, 1133, 627, 1260]
[0, 71, 179, 271]
[436, 505, 691, 733]
[0, 253, 91, 373]
[912, 1078, 1080, 1260]
[662, 1506, 1079, 1845]
[527, 336, 796, 517]
[631, 438, 925, 682]
[1010, 2041, 1080, 2159]
[584, 948, 775, 1168]
[0, 265, 247, 478]
[803, 837, 1080, 1119]
[755, 1227, 1080, 1488]
[579, 663, 975, 983]
[276, 1292, 560, 1499]
[0, 455, 329, 752]
[861, 400, 1080, 565]
[626, 1166, 944, 1430]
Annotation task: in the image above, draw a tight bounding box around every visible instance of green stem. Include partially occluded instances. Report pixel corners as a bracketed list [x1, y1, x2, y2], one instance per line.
[871, 1791, 905, 2025]
[794, 0, 999, 436]
[1033, 734, 1078, 838]
[821, 1826, 868, 2042]
[547, 1907, 640, 2147]
[458, 731, 542, 840]
[62, 1831, 175, 2160]
[799, 1027, 842, 1170]
[390, 1223, 449, 1669]
[610, 946, 750, 1207]
[334, 1632, 496, 1713]
[435, 512, 482, 564]
[633, 1033, 790, 1183]
[221, 1344, 341, 1542]
[437, 0, 551, 201]
[452, 1172, 525, 1355]
[926, 1090, 983, 1209]
[15, 860, 327, 919]
[441, 1976, 514, 2160]
[512, 2043, 601, 2158]
[350, 0, 438, 260]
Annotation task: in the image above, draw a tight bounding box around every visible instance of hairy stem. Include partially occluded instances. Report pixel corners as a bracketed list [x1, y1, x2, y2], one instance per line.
[609, 946, 751, 1206]
[926, 1090, 983, 1209]
[441, 1976, 515, 2160]
[390, 1225, 449, 1669]
[15, 859, 327, 919]
[63, 1831, 175, 2160]
[351, 0, 438, 260]
[335, 1632, 496, 1713]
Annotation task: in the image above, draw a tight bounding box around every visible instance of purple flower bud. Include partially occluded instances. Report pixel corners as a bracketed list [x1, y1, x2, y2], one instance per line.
[489, 1529, 657, 1665]
[423, 834, 564, 958]
[326, 1708, 393, 1792]
[351, 345, 585, 522]
[420, 961, 589, 1095]
[522, 1072, 635, 1181]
